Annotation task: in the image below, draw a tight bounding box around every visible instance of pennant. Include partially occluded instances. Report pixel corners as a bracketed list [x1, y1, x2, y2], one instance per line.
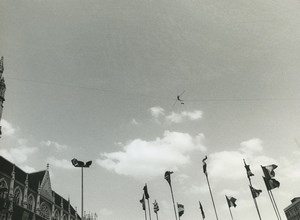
[153, 200, 159, 213]
[140, 195, 145, 211]
[199, 201, 205, 219]
[250, 185, 262, 198]
[263, 176, 280, 191]
[243, 159, 254, 179]
[226, 195, 237, 208]
[261, 164, 278, 179]
[143, 184, 150, 199]
[164, 171, 173, 186]
[177, 203, 184, 217]
[202, 156, 208, 176]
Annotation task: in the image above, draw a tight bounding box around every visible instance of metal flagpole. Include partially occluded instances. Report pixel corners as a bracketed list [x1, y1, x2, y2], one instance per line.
[169, 184, 178, 220]
[270, 190, 282, 220]
[225, 196, 234, 220]
[155, 211, 159, 220]
[81, 167, 84, 219]
[177, 203, 181, 220]
[144, 195, 148, 220]
[205, 174, 219, 220]
[267, 189, 280, 220]
[147, 199, 152, 220]
[199, 201, 205, 220]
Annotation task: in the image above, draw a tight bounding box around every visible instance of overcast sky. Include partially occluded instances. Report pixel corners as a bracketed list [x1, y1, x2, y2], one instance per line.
[1, 0, 300, 219]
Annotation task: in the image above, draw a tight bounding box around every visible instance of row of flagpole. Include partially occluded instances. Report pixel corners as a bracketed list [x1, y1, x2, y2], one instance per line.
[139, 156, 282, 220]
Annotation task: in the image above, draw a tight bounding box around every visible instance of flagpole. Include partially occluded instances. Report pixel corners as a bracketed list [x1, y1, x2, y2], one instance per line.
[143, 195, 148, 220]
[225, 196, 234, 220]
[147, 199, 152, 220]
[199, 202, 204, 220]
[270, 190, 282, 220]
[205, 174, 219, 220]
[169, 184, 178, 220]
[155, 212, 159, 220]
[177, 203, 181, 220]
[267, 189, 280, 220]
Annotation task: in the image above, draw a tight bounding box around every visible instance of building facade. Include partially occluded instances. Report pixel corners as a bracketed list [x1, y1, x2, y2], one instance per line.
[0, 156, 81, 220]
[284, 197, 300, 220]
[0, 56, 6, 137]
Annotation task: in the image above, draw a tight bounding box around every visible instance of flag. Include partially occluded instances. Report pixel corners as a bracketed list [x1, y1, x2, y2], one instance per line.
[263, 176, 280, 191]
[153, 200, 159, 213]
[226, 196, 237, 208]
[143, 184, 150, 199]
[250, 185, 262, 198]
[202, 156, 208, 176]
[199, 201, 205, 219]
[0, 56, 3, 73]
[177, 203, 184, 217]
[164, 171, 173, 186]
[140, 195, 145, 210]
[261, 164, 278, 179]
[243, 159, 254, 179]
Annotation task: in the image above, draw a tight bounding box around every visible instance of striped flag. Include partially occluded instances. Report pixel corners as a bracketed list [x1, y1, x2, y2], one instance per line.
[164, 171, 173, 186]
[263, 176, 280, 191]
[153, 200, 159, 213]
[177, 203, 184, 217]
[261, 164, 278, 179]
[243, 159, 254, 179]
[226, 195, 237, 208]
[202, 156, 208, 176]
[250, 185, 262, 198]
[199, 201, 205, 219]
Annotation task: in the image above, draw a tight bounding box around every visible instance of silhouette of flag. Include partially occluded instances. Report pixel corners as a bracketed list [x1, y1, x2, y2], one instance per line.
[243, 159, 254, 179]
[263, 176, 280, 190]
[0, 56, 3, 73]
[202, 156, 208, 176]
[250, 186, 262, 198]
[164, 171, 173, 186]
[177, 203, 184, 217]
[153, 200, 159, 213]
[199, 201, 205, 219]
[261, 164, 277, 179]
[140, 195, 145, 210]
[143, 184, 150, 199]
[226, 196, 237, 208]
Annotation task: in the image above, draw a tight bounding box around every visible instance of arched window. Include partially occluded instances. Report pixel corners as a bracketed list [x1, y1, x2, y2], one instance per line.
[13, 187, 22, 205]
[53, 210, 60, 220]
[40, 202, 51, 220]
[0, 178, 8, 199]
[27, 194, 35, 211]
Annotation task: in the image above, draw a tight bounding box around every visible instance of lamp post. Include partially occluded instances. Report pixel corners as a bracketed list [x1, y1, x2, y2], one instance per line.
[71, 158, 92, 220]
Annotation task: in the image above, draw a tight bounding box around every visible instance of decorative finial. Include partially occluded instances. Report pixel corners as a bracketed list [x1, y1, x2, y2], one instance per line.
[0, 56, 3, 74]
[47, 163, 49, 170]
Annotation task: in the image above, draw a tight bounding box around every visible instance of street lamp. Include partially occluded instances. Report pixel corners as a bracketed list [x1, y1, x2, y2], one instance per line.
[71, 158, 92, 219]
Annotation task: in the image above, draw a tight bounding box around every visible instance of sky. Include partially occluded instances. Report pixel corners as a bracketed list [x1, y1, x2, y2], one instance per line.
[1, 0, 300, 219]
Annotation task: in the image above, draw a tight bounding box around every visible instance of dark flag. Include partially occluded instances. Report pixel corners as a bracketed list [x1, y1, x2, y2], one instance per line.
[143, 184, 150, 199]
[263, 176, 280, 190]
[261, 164, 278, 179]
[0, 56, 3, 73]
[140, 195, 145, 210]
[243, 159, 254, 179]
[202, 156, 208, 176]
[177, 203, 184, 217]
[250, 185, 262, 198]
[164, 171, 173, 186]
[153, 200, 159, 213]
[199, 201, 205, 219]
[226, 196, 237, 208]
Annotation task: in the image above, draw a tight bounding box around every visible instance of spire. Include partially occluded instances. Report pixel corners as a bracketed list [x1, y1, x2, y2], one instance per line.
[0, 56, 3, 76]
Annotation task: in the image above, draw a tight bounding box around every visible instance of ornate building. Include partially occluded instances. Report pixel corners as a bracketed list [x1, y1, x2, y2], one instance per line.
[0, 56, 6, 137]
[284, 197, 300, 220]
[0, 156, 81, 220]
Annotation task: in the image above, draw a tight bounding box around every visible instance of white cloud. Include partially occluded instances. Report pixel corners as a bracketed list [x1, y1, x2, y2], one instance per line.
[1, 119, 17, 136]
[97, 131, 207, 179]
[131, 118, 139, 125]
[0, 146, 38, 164]
[186, 184, 207, 195]
[149, 107, 203, 124]
[20, 165, 37, 173]
[207, 138, 276, 180]
[47, 157, 74, 169]
[41, 140, 68, 151]
[149, 106, 165, 118]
